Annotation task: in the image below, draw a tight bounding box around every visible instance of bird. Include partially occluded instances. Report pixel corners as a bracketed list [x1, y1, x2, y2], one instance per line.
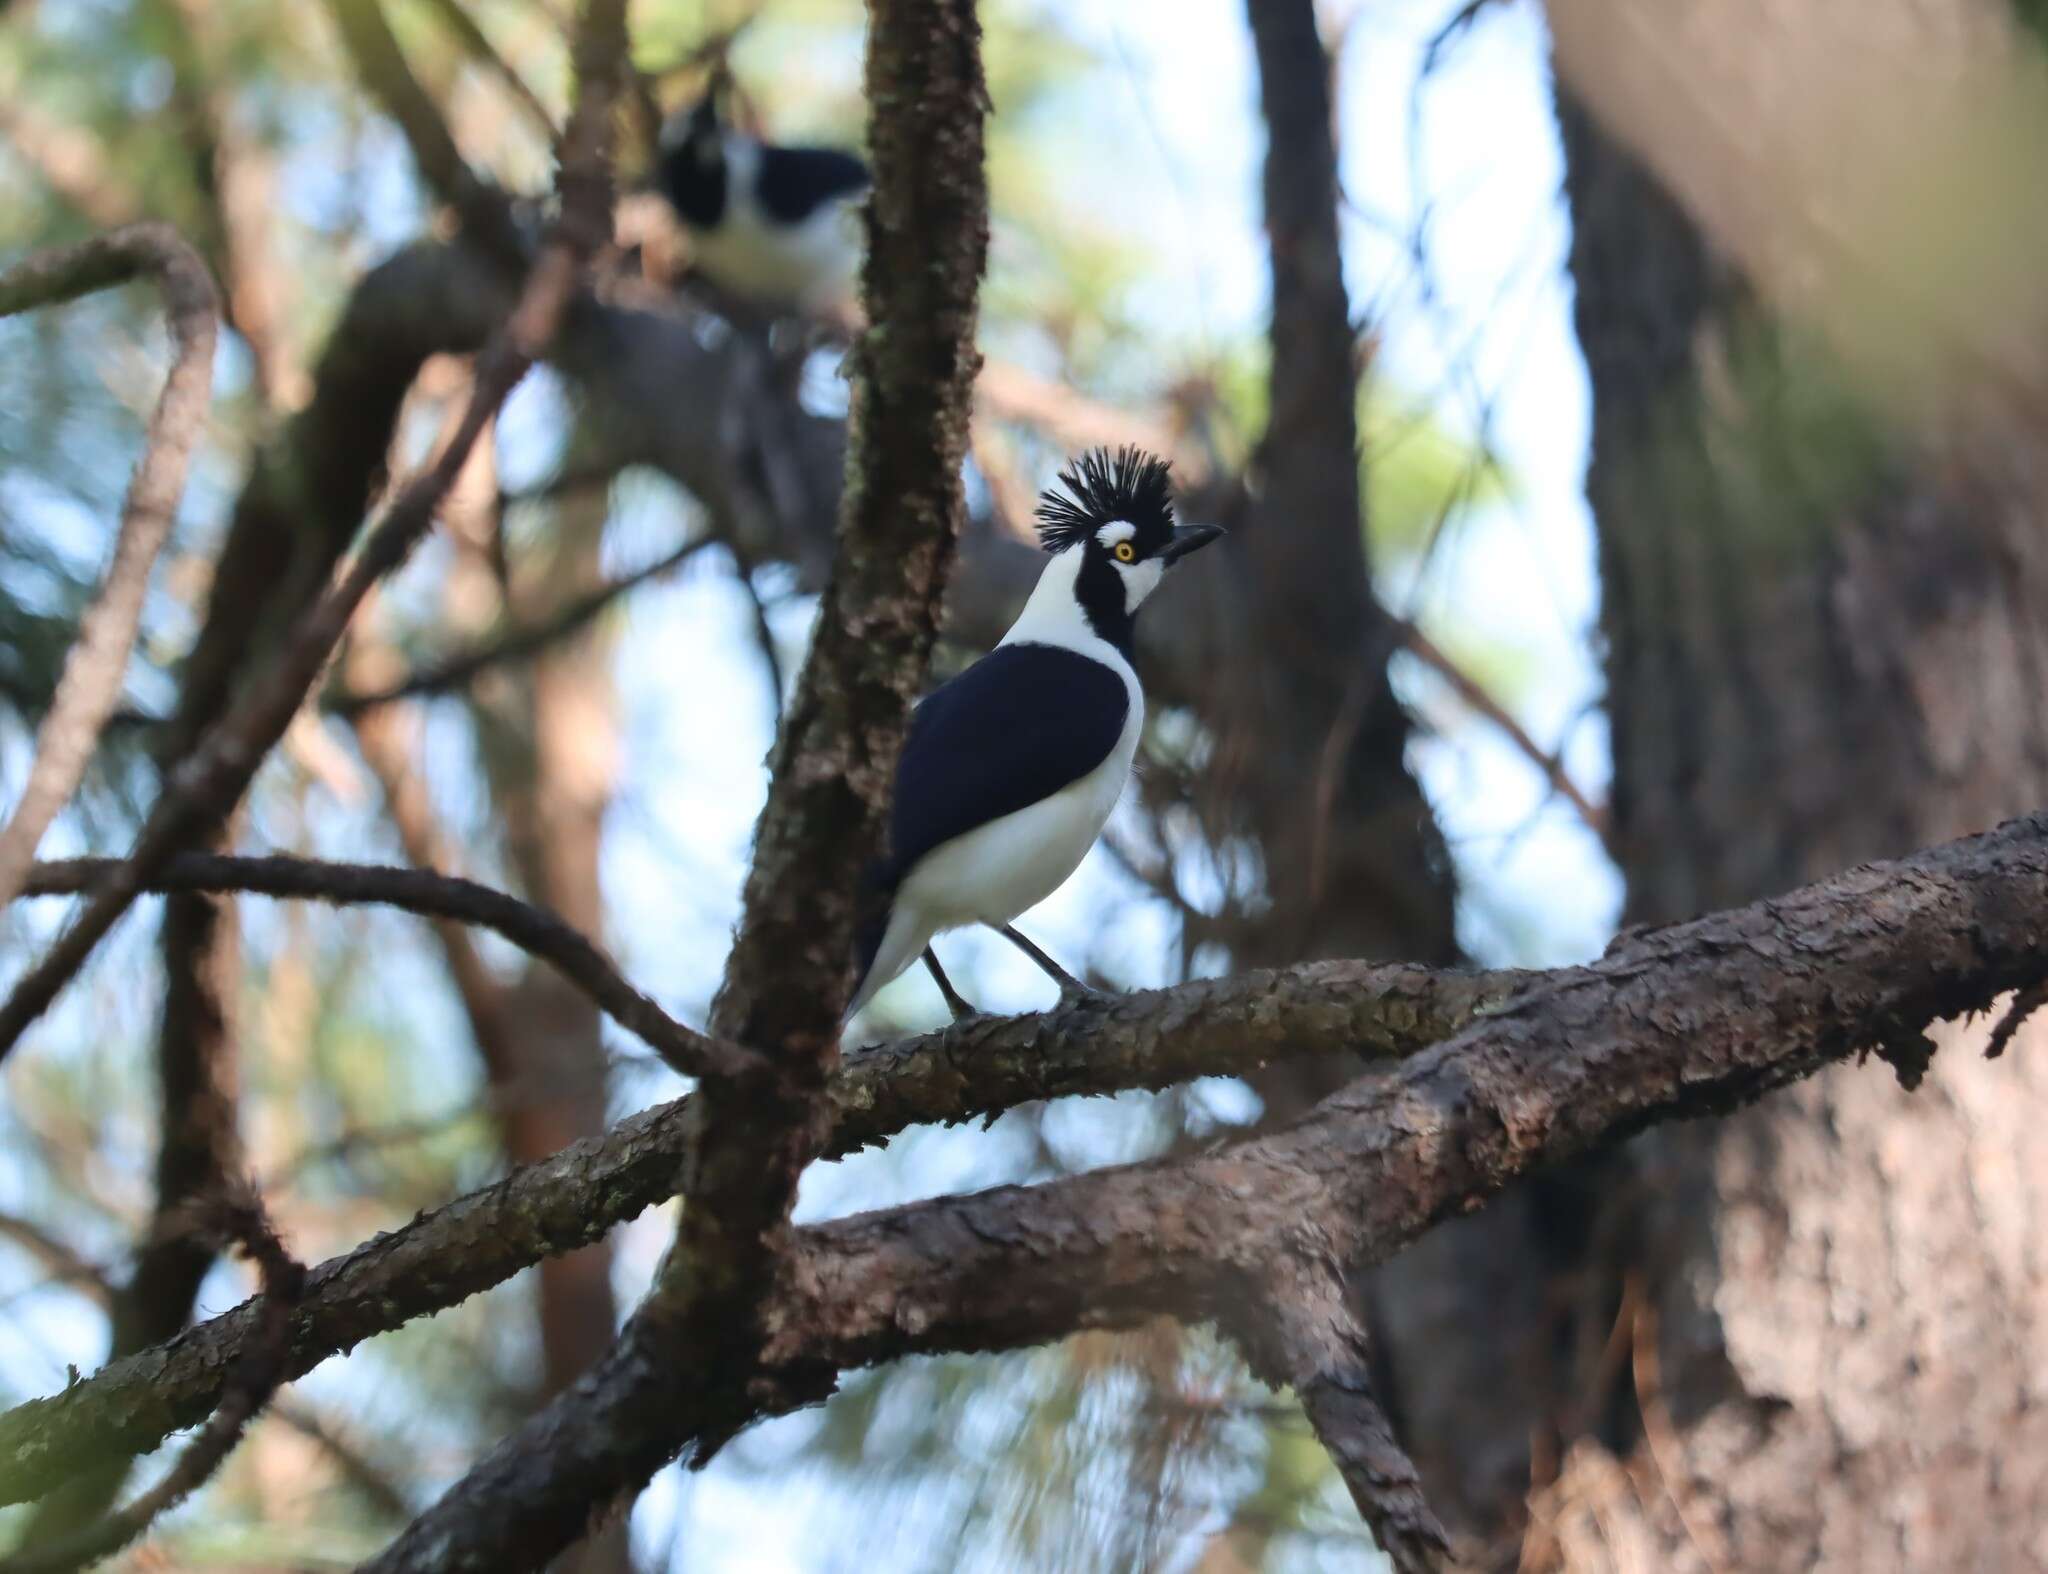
[848, 446, 1223, 1021]
[655, 91, 869, 313]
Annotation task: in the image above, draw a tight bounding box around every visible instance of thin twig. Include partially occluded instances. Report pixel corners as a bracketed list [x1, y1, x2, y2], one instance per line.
[0, 1214, 115, 1313]
[1395, 617, 1612, 846]
[1985, 978, 2048, 1060]
[0, 1187, 304, 1574]
[20, 854, 734, 1081]
[324, 0, 523, 258]
[326, 534, 711, 716]
[271, 1401, 416, 1523]
[421, 0, 563, 148]
[0, 225, 219, 911]
[0, 100, 613, 1065]
[975, 359, 1202, 481]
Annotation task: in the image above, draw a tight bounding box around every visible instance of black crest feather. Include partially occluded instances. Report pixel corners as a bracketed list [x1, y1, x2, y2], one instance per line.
[1034, 446, 1174, 555]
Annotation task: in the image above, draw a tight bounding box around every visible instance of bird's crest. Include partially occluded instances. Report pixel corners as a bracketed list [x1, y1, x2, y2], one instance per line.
[1034, 446, 1174, 555]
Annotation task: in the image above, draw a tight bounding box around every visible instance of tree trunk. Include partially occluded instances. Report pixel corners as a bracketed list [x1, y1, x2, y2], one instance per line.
[1371, 6, 2048, 1565]
[1227, 0, 1458, 975]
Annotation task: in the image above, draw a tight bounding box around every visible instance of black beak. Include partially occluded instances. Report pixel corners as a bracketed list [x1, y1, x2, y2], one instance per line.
[1161, 523, 1224, 566]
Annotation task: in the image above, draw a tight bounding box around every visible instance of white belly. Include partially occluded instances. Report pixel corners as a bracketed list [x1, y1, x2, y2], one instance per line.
[847, 663, 1142, 1017]
[689, 195, 861, 310]
[895, 739, 1133, 932]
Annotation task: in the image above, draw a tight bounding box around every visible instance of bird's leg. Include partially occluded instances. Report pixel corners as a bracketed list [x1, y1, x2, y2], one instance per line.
[922, 946, 979, 1022]
[996, 924, 1103, 1003]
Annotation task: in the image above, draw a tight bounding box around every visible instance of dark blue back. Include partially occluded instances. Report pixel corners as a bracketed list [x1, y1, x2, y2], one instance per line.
[853, 642, 1130, 988]
[756, 146, 871, 224]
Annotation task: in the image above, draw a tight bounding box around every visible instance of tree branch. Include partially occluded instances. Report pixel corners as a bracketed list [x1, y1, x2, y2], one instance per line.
[0, 1189, 304, 1574]
[1239, 1273, 1450, 1573]
[0, 1214, 114, 1314]
[18, 854, 739, 1081]
[324, 534, 713, 717]
[323, 0, 523, 257]
[3, 814, 2043, 1512]
[0, 31, 622, 1064]
[358, 3, 992, 1561]
[15, 807, 2023, 1539]
[421, 0, 562, 149]
[0, 225, 219, 911]
[1395, 617, 1610, 847]
[0, 955, 1514, 1514]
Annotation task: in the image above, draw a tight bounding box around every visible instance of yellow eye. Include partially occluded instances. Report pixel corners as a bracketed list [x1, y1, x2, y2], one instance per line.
[1113, 541, 1136, 563]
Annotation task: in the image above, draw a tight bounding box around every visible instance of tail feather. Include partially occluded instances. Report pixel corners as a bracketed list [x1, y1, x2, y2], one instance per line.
[847, 859, 903, 1019]
[847, 898, 931, 1020]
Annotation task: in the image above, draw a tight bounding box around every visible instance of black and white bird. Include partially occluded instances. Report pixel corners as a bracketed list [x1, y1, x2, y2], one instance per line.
[849, 447, 1223, 1020]
[655, 94, 869, 313]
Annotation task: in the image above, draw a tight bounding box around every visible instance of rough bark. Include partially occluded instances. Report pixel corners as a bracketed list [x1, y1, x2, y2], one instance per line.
[2, 809, 2034, 1543]
[0, 951, 1521, 1517]
[1371, 4, 2048, 1565]
[351, 5, 989, 1565]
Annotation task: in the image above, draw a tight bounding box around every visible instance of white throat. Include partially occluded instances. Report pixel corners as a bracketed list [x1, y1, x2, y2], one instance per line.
[1001, 548, 1098, 650]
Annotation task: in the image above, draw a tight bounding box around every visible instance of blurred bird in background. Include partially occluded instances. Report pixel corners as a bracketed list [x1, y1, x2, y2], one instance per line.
[655, 83, 870, 314]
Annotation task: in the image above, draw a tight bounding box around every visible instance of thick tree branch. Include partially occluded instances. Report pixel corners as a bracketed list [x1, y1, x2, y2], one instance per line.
[0, 955, 1513, 1516]
[0, 33, 621, 1064]
[771, 812, 2048, 1380]
[1, 814, 2040, 1511]
[14, 808, 2024, 1533]
[3, 791, 2039, 1516]
[0, 225, 219, 911]
[18, 854, 740, 1080]
[359, 4, 992, 1563]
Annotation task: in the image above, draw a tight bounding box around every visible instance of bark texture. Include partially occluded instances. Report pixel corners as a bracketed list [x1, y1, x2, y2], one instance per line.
[4, 811, 2046, 1528]
[1371, 2, 2048, 1564]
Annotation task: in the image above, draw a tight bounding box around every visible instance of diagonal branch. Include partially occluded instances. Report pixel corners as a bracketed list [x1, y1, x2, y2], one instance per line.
[3, 810, 2046, 1510]
[1238, 1272, 1450, 1573]
[1394, 617, 1610, 846]
[0, 1188, 304, 1574]
[18, 854, 741, 1080]
[0, 225, 219, 911]
[325, 534, 713, 716]
[0, 38, 621, 1065]
[324, 0, 523, 257]
[421, 0, 562, 149]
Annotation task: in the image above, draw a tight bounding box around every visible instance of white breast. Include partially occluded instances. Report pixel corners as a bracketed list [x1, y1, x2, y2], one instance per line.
[892, 678, 1142, 933]
[689, 142, 862, 311]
